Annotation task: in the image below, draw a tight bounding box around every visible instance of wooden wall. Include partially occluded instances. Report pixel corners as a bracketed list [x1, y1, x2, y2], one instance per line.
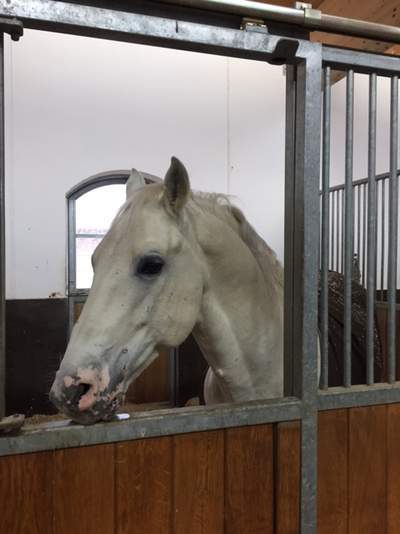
[1, 404, 399, 533]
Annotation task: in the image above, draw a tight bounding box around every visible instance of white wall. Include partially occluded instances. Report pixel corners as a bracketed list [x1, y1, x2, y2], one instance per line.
[4, 30, 286, 299]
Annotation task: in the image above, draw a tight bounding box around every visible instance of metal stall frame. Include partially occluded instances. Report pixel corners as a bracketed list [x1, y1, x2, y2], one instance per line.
[0, 2, 399, 533]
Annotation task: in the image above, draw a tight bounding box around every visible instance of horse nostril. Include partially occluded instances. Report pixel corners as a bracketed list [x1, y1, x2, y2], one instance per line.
[70, 382, 92, 405]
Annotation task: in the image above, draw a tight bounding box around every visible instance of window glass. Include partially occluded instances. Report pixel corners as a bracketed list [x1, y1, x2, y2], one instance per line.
[75, 184, 126, 288]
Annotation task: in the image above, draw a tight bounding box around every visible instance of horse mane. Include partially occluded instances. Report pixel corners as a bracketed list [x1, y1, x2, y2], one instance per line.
[191, 192, 284, 290]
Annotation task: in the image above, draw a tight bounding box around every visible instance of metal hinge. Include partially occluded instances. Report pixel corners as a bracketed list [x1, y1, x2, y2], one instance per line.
[0, 17, 23, 41]
[240, 17, 268, 33]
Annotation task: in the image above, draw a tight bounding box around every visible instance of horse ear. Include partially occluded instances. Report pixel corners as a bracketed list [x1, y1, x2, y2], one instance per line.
[126, 169, 145, 198]
[163, 157, 190, 213]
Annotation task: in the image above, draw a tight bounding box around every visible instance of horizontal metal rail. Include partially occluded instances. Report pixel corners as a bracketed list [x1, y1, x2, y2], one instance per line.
[0, 396, 302, 456]
[319, 383, 400, 410]
[0, 0, 310, 61]
[157, 0, 400, 45]
[3, 0, 400, 48]
[327, 170, 399, 194]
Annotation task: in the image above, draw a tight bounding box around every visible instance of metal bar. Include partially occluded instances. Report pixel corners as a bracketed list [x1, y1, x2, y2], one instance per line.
[319, 383, 400, 410]
[323, 47, 400, 77]
[0, 33, 4, 419]
[362, 183, 367, 287]
[341, 188, 345, 273]
[381, 179, 386, 300]
[320, 66, 331, 390]
[356, 185, 361, 270]
[283, 64, 296, 397]
[330, 191, 335, 271]
[336, 191, 340, 272]
[366, 73, 377, 385]
[32, 0, 400, 45]
[292, 47, 322, 534]
[0, 0, 304, 62]
[387, 76, 399, 383]
[344, 70, 354, 388]
[0, 396, 302, 456]
[327, 170, 398, 194]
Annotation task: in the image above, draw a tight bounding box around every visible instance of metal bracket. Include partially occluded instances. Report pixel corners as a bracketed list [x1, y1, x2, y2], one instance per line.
[268, 38, 300, 65]
[0, 17, 23, 41]
[295, 2, 322, 29]
[240, 17, 268, 33]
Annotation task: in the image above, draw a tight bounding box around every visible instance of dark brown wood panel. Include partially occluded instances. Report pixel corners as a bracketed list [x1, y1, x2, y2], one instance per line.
[54, 444, 114, 534]
[127, 350, 170, 404]
[173, 430, 224, 534]
[225, 425, 274, 534]
[387, 404, 400, 533]
[116, 437, 173, 534]
[349, 406, 387, 534]
[276, 421, 300, 534]
[0, 451, 54, 534]
[318, 409, 348, 534]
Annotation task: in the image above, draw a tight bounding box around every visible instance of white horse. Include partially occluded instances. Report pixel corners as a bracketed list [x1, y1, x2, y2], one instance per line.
[50, 157, 284, 424]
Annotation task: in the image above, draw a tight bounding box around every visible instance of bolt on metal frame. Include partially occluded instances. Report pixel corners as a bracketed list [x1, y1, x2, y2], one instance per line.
[0, 2, 399, 533]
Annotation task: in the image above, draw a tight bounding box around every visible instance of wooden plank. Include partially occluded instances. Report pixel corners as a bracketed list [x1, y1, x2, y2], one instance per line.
[311, 0, 400, 68]
[275, 421, 300, 534]
[387, 404, 400, 533]
[225, 425, 274, 534]
[318, 410, 348, 534]
[0, 451, 54, 534]
[349, 405, 387, 534]
[173, 430, 224, 534]
[126, 349, 170, 404]
[54, 444, 114, 534]
[116, 437, 173, 534]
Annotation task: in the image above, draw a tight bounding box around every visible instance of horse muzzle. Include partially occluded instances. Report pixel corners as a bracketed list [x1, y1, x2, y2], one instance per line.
[49, 367, 125, 424]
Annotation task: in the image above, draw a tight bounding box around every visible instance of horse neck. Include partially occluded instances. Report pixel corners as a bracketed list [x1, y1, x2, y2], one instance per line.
[189, 206, 284, 402]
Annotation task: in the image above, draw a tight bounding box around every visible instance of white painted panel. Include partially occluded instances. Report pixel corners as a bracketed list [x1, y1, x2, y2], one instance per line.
[5, 30, 228, 298]
[227, 58, 286, 262]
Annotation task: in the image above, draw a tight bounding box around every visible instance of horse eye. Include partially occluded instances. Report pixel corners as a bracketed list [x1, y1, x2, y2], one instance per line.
[136, 255, 165, 277]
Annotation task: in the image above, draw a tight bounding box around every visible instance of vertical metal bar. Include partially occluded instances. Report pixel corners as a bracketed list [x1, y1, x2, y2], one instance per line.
[387, 75, 398, 383]
[283, 64, 296, 398]
[366, 73, 377, 385]
[344, 69, 354, 388]
[341, 187, 345, 273]
[320, 66, 331, 390]
[336, 190, 340, 271]
[381, 179, 386, 301]
[357, 185, 361, 265]
[330, 191, 335, 270]
[291, 47, 321, 534]
[0, 34, 5, 418]
[362, 183, 367, 287]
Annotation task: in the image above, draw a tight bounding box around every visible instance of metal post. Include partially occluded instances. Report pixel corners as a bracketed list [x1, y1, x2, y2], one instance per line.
[0, 32, 4, 418]
[284, 64, 296, 398]
[387, 76, 399, 383]
[288, 44, 321, 534]
[320, 66, 331, 390]
[344, 70, 354, 388]
[366, 73, 377, 385]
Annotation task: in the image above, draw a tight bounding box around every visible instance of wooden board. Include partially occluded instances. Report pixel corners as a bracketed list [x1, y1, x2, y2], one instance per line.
[318, 410, 348, 534]
[173, 430, 224, 534]
[276, 421, 300, 534]
[387, 404, 400, 533]
[54, 444, 115, 534]
[225, 425, 274, 534]
[349, 405, 387, 534]
[116, 437, 173, 534]
[0, 451, 54, 534]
